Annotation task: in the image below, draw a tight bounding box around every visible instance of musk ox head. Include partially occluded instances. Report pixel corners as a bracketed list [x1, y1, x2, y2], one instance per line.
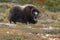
[24, 5, 40, 24]
[31, 7, 40, 20]
[8, 4, 40, 24]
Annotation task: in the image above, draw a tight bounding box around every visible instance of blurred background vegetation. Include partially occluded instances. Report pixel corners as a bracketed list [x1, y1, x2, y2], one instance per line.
[0, 0, 60, 23]
[0, 0, 60, 12]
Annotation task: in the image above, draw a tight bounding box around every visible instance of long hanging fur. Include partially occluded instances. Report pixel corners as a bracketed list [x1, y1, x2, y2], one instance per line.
[8, 4, 40, 24]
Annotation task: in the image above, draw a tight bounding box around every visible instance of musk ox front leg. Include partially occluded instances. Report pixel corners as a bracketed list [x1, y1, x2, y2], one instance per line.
[22, 16, 29, 24]
[27, 16, 37, 24]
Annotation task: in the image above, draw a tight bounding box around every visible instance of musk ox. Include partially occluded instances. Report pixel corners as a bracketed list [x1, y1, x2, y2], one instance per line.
[8, 4, 40, 24]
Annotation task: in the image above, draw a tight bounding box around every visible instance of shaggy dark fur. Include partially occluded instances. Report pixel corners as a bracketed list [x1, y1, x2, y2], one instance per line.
[8, 4, 40, 24]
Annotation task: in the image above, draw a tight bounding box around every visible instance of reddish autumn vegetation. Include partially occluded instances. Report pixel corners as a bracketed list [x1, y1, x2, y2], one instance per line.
[37, 0, 46, 5]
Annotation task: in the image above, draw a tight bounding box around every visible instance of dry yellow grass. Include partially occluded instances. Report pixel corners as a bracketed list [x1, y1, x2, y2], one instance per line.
[0, 28, 23, 35]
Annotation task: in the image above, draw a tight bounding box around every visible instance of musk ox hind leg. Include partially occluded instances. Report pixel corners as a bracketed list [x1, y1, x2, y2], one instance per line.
[8, 14, 17, 24]
[9, 19, 16, 24]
